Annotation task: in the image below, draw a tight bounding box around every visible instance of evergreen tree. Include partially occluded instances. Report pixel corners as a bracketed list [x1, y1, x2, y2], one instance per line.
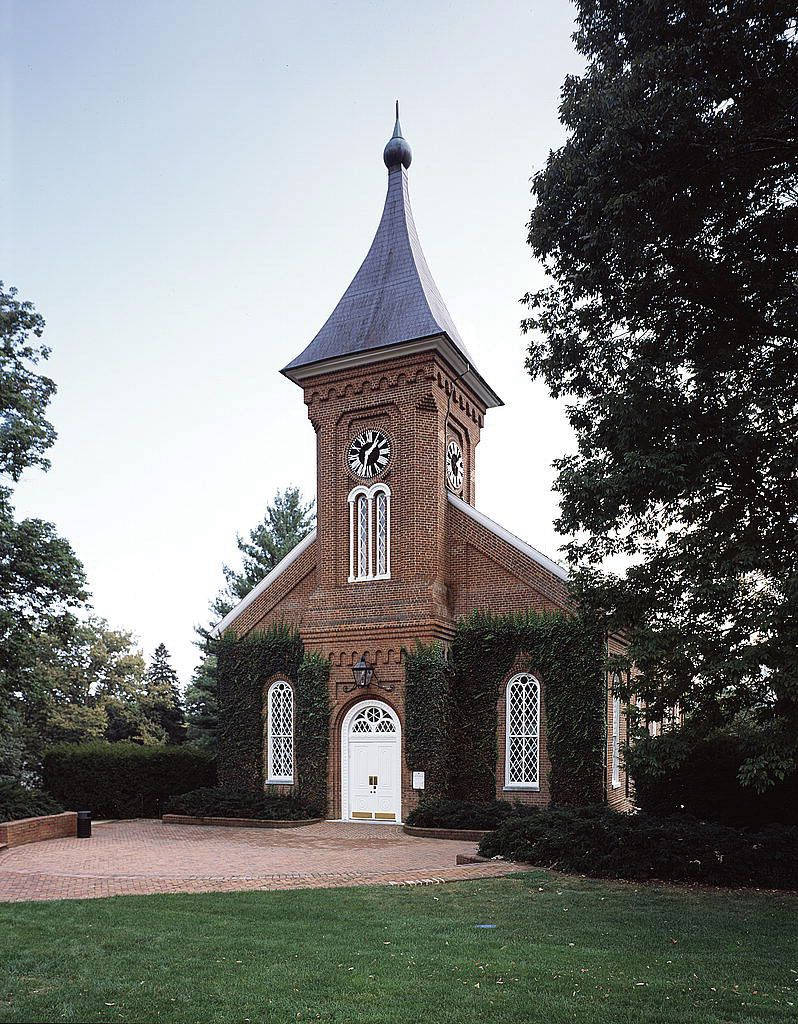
[184, 654, 218, 751]
[524, 0, 798, 789]
[211, 487, 315, 620]
[186, 488, 314, 748]
[142, 643, 186, 745]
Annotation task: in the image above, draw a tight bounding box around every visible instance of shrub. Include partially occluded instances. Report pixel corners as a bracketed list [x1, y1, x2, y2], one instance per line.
[42, 743, 216, 818]
[163, 787, 316, 820]
[406, 798, 533, 830]
[626, 727, 798, 827]
[0, 778, 62, 822]
[478, 806, 798, 889]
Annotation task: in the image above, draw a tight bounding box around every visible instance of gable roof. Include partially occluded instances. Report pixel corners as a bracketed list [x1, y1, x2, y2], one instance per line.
[447, 491, 568, 582]
[209, 530, 316, 637]
[282, 111, 501, 409]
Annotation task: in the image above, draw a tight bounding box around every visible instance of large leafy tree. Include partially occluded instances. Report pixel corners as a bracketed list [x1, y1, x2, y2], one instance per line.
[187, 488, 314, 748]
[524, 1, 798, 789]
[0, 283, 88, 778]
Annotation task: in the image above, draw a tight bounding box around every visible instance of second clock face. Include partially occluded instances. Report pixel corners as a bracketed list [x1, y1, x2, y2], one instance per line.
[446, 440, 464, 491]
[347, 429, 391, 478]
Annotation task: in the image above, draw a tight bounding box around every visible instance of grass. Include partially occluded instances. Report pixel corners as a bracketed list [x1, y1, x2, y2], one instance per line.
[1, 872, 796, 1023]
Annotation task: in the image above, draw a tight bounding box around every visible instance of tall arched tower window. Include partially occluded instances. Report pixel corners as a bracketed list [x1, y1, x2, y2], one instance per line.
[348, 483, 391, 582]
[266, 680, 294, 784]
[505, 673, 540, 789]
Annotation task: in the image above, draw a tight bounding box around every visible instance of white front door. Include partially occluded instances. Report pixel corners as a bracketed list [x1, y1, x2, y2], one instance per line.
[342, 701, 401, 822]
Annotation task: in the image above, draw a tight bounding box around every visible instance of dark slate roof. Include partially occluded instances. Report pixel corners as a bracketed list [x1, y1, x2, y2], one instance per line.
[283, 163, 474, 374]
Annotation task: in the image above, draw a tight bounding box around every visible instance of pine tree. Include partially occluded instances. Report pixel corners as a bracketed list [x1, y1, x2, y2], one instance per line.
[211, 487, 315, 620]
[186, 488, 314, 748]
[184, 655, 218, 751]
[143, 643, 186, 745]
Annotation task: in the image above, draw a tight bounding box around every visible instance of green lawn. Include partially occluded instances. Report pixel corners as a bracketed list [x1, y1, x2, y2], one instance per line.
[1, 872, 796, 1023]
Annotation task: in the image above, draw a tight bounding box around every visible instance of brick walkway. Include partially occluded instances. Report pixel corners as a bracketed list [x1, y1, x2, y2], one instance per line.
[0, 820, 521, 902]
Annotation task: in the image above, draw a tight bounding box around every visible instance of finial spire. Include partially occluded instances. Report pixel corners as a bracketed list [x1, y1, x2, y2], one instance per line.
[383, 100, 412, 170]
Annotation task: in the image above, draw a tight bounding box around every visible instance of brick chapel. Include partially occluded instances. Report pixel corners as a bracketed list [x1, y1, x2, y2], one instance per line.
[213, 108, 630, 822]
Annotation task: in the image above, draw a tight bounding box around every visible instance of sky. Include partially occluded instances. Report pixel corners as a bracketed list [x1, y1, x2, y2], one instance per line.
[2, 0, 583, 683]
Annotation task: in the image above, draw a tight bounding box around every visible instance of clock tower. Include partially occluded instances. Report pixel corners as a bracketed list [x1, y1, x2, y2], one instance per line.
[281, 105, 502, 657]
[213, 107, 591, 822]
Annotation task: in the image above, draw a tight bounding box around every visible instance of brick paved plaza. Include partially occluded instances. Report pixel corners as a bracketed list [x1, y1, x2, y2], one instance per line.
[0, 820, 522, 902]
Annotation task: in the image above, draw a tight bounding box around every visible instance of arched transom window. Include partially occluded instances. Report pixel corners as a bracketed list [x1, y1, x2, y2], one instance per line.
[348, 483, 391, 582]
[505, 673, 540, 789]
[349, 704, 397, 734]
[267, 680, 294, 783]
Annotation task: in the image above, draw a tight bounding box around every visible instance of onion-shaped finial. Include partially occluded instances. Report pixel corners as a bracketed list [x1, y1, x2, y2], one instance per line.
[383, 100, 412, 170]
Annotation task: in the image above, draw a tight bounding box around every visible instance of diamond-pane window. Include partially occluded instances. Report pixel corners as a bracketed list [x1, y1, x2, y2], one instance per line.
[611, 677, 621, 788]
[505, 674, 540, 787]
[267, 680, 294, 782]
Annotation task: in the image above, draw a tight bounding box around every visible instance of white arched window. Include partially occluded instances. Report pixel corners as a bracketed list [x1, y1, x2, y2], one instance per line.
[611, 674, 621, 789]
[266, 680, 294, 783]
[505, 673, 540, 789]
[348, 483, 391, 582]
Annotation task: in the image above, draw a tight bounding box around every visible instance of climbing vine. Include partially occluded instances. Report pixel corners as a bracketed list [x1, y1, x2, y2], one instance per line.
[215, 624, 304, 792]
[403, 642, 451, 799]
[404, 610, 605, 806]
[295, 652, 331, 815]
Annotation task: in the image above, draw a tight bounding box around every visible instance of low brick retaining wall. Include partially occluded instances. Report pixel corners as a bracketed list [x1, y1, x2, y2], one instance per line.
[162, 814, 322, 829]
[0, 812, 77, 849]
[403, 824, 491, 842]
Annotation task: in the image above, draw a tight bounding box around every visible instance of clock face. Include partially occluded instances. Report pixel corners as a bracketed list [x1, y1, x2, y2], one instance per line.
[347, 429, 391, 479]
[446, 440, 464, 491]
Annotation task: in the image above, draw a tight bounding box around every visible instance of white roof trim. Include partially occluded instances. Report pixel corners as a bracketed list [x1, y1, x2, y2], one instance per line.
[210, 530, 317, 637]
[447, 492, 568, 582]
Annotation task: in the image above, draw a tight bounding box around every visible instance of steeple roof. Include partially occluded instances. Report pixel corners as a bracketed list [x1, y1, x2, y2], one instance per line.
[282, 106, 501, 409]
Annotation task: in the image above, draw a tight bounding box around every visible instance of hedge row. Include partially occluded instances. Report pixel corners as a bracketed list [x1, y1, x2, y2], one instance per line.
[479, 806, 798, 889]
[42, 743, 216, 818]
[406, 798, 533, 831]
[164, 787, 314, 820]
[0, 778, 62, 823]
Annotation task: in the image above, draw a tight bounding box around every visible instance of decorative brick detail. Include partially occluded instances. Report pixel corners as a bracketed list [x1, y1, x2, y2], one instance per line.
[0, 812, 77, 848]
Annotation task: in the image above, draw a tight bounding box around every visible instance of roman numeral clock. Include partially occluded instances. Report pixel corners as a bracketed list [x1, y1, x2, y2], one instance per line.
[347, 429, 391, 479]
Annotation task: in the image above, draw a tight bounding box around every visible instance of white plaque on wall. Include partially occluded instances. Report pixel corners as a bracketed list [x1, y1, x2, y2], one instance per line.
[412, 771, 425, 790]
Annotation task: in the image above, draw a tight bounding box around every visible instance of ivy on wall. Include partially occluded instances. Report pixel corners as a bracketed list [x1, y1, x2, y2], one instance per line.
[444, 610, 605, 806]
[404, 642, 451, 799]
[216, 625, 304, 792]
[295, 653, 331, 815]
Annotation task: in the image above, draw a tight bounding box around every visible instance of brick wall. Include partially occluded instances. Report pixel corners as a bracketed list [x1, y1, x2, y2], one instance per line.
[0, 811, 77, 848]
[224, 348, 627, 818]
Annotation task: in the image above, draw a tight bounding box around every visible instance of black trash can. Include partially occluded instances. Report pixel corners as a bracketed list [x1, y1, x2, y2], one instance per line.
[76, 810, 91, 839]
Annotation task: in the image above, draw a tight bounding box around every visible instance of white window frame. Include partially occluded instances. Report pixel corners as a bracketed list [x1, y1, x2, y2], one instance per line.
[266, 679, 294, 784]
[504, 673, 540, 791]
[348, 483, 391, 582]
[611, 675, 621, 789]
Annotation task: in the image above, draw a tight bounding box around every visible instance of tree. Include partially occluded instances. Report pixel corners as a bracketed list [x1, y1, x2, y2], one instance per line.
[142, 643, 186, 744]
[0, 283, 88, 779]
[23, 617, 156, 763]
[524, 1, 798, 789]
[184, 654, 218, 750]
[187, 488, 314, 748]
[210, 487, 315, 620]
